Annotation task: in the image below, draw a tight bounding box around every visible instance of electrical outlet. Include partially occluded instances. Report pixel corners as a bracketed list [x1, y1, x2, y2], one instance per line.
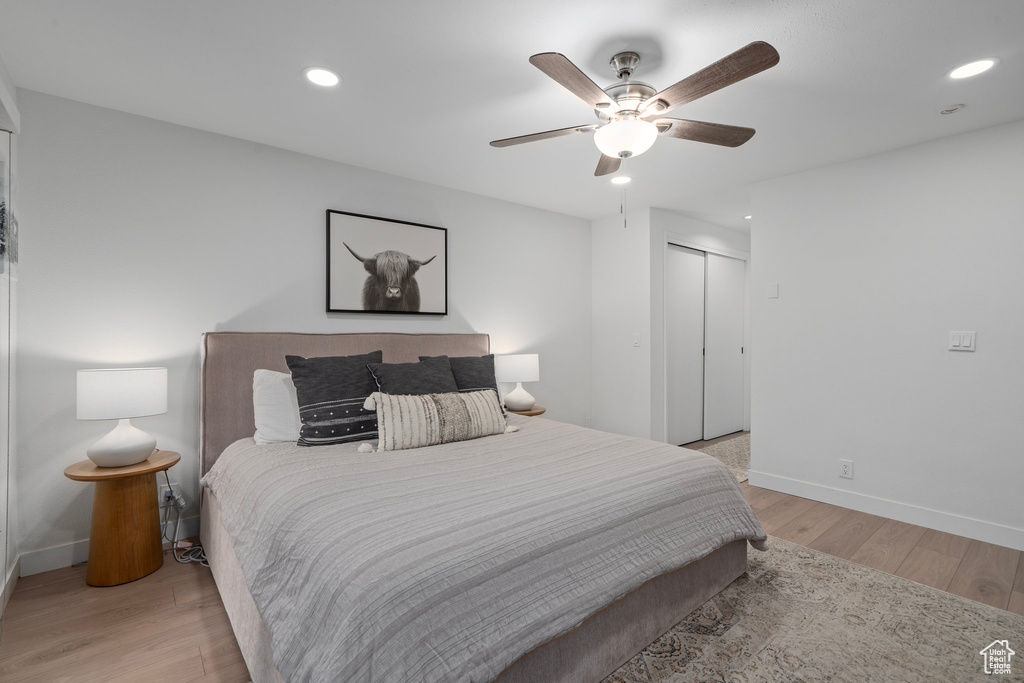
[158, 484, 178, 507]
[838, 459, 854, 479]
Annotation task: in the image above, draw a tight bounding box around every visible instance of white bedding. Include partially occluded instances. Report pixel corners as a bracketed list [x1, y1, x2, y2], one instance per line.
[201, 415, 766, 682]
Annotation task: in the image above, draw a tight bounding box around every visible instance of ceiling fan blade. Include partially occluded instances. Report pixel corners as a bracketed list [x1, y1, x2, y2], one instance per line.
[656, 118, 756, 147]
[490, 124, 596, 148]
[642, 41, 779, 115]
[529, 52, 618, 110]
[595, 154, 621, 176]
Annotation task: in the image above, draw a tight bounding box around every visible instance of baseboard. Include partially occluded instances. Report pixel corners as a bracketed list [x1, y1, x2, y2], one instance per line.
[747, 470, 1024, 552]
[19, 538, 90, 577]
[3, 555, 20, 611]
[19, 515, 201, 577]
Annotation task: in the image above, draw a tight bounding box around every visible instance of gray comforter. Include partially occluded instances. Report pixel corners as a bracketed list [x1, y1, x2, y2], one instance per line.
[201, 416, 766, 682]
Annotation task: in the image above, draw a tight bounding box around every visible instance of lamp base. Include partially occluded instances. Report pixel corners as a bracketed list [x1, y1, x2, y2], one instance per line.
[87, 419, 157, 468]
[504, 383, 536, 412]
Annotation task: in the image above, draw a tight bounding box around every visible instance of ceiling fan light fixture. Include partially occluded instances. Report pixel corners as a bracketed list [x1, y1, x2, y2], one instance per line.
[949, 59, 997, 79]
[611, 175, 632, 185]
[594, 119, 658, 159]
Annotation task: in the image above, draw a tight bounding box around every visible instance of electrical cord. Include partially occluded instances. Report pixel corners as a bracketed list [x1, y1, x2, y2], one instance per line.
[162, 470, 208, 567]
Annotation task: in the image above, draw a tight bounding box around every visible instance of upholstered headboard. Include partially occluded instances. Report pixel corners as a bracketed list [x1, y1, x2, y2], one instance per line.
[199, 332, 491, 476]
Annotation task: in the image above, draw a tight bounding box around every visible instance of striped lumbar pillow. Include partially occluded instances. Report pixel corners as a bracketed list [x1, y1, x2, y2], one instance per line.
[363, 390, 517, 452]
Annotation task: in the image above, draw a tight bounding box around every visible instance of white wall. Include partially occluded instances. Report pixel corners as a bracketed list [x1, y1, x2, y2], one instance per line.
[750, 118, 1024, 550]
[15, 90, 592, 573]
[652, 209, 751, 256]
[590, 209, 651, 438]
[0, 51, 18, 134]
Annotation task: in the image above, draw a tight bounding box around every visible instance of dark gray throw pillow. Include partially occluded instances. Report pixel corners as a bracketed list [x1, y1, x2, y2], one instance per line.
[286, 351, 382, 446]
[419, 354, 499, 397]
[366, 356, 459, 395]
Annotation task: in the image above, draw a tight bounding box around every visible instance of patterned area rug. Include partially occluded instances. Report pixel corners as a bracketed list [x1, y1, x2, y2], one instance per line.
[692, 432, 750, 483]
[604, 537, 1024, 682]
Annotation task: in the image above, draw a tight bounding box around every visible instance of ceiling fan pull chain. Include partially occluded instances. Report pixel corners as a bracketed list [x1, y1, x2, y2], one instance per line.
[621, 184, 627, 229]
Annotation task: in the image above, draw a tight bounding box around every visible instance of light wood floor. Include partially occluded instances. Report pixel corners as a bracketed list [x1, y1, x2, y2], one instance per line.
[0, 550, 248, 682]
[688, 431, 1024, 615]
[740, 481, 1024, 614]
[2, 477, 1022, 681]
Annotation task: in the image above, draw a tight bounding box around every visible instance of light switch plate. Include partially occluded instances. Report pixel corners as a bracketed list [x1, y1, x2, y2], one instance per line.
[768, 283, 779, 299]
[948, 331, 976, 352]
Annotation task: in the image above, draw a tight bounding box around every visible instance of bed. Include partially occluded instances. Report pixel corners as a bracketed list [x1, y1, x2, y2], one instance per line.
[199, 332, 766, 682]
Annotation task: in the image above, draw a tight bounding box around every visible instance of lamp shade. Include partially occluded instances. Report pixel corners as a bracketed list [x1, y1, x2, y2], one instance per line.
[593, 119, 658, 159]
[494, 354, 540, 384]
[77, 367, 168, 420]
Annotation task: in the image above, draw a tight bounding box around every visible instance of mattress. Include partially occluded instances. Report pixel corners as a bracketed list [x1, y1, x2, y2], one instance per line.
[201, 415, 766, 682]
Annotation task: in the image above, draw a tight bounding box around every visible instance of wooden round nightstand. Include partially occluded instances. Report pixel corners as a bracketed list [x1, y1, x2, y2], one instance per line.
[506, 405, 546, 417]
[64, 450, 180, 586]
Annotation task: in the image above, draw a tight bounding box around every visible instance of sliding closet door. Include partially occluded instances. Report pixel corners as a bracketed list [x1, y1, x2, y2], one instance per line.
[703, 253, 745, 440]
[665, 244, 705, 445]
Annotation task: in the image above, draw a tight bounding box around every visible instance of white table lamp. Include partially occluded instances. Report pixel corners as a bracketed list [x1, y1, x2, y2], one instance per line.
[495, 354, 540, 411]
[77, 367, 168, 467]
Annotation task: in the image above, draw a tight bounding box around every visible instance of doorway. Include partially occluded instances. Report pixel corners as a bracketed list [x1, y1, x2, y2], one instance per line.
[665, 244, 746, 445]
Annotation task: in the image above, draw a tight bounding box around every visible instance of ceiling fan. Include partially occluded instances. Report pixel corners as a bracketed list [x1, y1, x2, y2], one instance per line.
[490, 42, 780, 176]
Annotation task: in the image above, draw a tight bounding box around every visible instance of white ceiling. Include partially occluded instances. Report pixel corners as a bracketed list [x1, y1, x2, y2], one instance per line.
[1, 0, 1022, 231]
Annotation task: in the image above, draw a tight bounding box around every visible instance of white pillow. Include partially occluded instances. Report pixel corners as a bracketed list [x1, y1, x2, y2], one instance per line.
[253, 369, 302, 444]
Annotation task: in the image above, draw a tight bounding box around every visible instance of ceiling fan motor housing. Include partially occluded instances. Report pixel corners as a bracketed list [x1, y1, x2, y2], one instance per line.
[594, 54, 667, 158]
[596, 81, 663, 122]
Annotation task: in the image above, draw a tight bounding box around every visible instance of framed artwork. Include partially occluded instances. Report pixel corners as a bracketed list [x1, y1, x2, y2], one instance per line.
[326, 210, 447, 315]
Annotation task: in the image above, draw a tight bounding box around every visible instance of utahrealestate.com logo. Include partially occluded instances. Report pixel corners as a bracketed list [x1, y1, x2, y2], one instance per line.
[980, 640, 1015, 675]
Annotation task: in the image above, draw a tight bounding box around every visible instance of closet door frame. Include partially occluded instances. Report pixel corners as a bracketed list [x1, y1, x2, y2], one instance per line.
[664, 244, 707, 446]
[660, 233, 750, 444]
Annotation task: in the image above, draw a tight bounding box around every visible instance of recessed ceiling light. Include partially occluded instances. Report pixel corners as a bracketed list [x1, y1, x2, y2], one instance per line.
[744, 215, 752, 220]
[304, 67, 340, 87]
[611, 175, 632, 185]
[949, 59, 997, 79]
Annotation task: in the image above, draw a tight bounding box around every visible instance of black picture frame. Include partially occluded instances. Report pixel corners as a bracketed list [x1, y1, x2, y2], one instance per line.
[326, 210, 448, 315]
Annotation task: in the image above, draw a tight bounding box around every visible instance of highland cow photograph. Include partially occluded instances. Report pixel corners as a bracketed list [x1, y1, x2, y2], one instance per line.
[327, 210, 447, 315]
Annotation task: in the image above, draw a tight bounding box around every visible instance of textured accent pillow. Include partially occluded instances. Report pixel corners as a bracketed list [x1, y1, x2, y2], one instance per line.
[366, 356, 459, 395]
[252, 369, 301, 444]
[285, 351, 383, 446]
[364, 390, 514, 452]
